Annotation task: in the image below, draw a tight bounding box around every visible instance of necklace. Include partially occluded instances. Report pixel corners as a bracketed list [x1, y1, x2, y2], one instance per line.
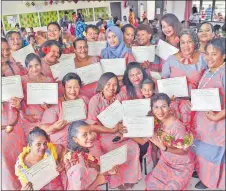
[198, 63, 225, 89]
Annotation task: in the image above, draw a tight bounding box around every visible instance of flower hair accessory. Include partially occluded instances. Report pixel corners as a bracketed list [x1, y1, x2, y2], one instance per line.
[42, 46, 51, 54]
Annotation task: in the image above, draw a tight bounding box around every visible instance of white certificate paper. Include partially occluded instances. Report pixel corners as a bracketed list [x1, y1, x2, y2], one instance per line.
[59, 53, 75, 62]
[27, 83, 58, 104]
[150, 71, 162, 80]
[11, 44, 35, 66]
[100, 58, 126, 76]
[191, 88, 222, 111]
[100, 144, 127, 173]
[50, 57, 76, 80]
[62, 99, 86, 122]
[157, 76, 189, 97]
[123, 116, 154, 137]
[97, 100, 123, 128]
[155, 39, 179, 60]
[122, 99, 151, 117]
[2, 75, 24, 102]
[25, 155, 59, 191]
[132, 46, 155, 63]
[88, 41, 107, 56]
[75, 62, 103, 85]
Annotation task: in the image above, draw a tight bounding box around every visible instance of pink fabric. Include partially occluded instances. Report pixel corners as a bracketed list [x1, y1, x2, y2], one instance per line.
[2, 59, 27, 77]
[120, 85, 143, 100]
[194, 66, 225, 189]
[41, 96, 89, 147]
[184, 1, 193, 21]
[145, 120, 194, 190]
[124, 52, 136, 65]
[66, 155, 100, 190]
[1, 102, 26, 190]
[41, 60, 54, 79]
[87, 92, 141, 188]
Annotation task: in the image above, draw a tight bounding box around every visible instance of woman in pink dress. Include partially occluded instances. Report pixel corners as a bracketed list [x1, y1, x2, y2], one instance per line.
[40, 73, 89, 147]
[197, 22, 215, 54]
[1, 37, 27, 76]
[65, 120, 119, 190]
[19, 53, 55, 136]
[192, 38, 225, 189]
[146, 93, 194, 190]
[73, 38, 100, 99]
[161, 29, 208, 134]
[15, 127, 64, 190]
[88, 72, 141, 189]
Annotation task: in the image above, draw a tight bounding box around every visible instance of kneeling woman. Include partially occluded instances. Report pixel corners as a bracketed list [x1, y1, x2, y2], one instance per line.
[146, 93, 194, 190]
[15, 127, 65, 190]
[65, 121, 118, 190]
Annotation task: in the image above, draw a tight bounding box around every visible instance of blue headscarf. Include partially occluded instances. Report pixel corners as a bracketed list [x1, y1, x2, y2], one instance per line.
[101, 26, 130, 59]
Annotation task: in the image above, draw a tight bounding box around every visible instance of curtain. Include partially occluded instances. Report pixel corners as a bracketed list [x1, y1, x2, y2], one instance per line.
[184, 0, 193, 21]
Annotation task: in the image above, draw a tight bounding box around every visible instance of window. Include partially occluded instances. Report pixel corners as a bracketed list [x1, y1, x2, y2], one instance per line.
[2, 15, 18, 31]
[19, 13, 40, 28]
[193, 0, 225, 22]
[39, 11, 58, 27]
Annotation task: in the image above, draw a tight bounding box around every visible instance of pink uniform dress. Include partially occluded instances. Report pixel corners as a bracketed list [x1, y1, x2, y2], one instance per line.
[87, 92, 141, 188]
[15, 143, 64, 190]
[20, 75, 55, 136]
[2, 102, 26, 190]
[161, 54, 207, 133]
[75, 56, 101, 99]
[192, 65, 225, 189]
[145, 120, 194, 190]
[2, 60, 27, 77]
[41, 95, 89, 147]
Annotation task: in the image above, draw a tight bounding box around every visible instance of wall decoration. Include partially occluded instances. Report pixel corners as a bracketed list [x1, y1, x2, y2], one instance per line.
[94, 7, 109, 20]
[81, 8, 94, 22]
[2, 15, 18, 31]
[19, 13, 40, 28]
[59, 10, 74, 22]
[40, 11, 58, 26]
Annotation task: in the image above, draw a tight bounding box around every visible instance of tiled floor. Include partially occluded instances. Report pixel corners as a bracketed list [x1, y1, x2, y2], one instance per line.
[105, 161, 221, 190]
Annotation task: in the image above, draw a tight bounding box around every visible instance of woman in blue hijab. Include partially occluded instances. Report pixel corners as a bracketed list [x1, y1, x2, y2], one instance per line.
[101, 26, 135, 64]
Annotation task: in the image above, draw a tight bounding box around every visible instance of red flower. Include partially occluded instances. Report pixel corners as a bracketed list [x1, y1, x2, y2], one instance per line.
[42, 46, 51, 55]
[94, 159, 98, 164]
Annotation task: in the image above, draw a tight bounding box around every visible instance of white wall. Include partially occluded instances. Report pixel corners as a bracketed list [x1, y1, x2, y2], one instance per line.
[166, 1, 186, 21]
[147, 1, 155, 20]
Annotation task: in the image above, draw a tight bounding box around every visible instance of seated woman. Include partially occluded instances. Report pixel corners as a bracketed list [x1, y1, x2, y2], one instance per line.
[146, 93, 194, 190]
[65, 120, 119, 190]
[73, 38, 100, 99]
[162, 29, 208, 133]
[40, 73, 89, 147]
[1, 37, 27, 77]
[15, 127, 65, 190]
[101, 26, 135, 65]
[88, 72, 141, 189]
[38, 40, 62, 79]
[192, 38, 225, 190]
[121, 24, 135, 49]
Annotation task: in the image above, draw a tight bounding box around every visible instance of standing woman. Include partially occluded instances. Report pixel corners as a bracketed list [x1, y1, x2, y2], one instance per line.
[197, 22, 215, 53]
[15, 127, 65, 190]
[88, 72, 141, 189]
[161, 29, 207, 133]
[121, 24, 135, 49]
[101, 26, 135, 64]
[192, 38, 225, 190]
[146, 93, 194, 190]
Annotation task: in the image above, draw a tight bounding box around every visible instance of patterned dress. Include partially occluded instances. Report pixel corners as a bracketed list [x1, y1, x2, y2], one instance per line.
[145, 120, 194, 190]
[192, 66, 225, 189]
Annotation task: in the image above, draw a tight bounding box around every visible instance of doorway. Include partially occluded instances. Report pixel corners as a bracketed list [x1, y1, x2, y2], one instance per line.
[110, 2, 122, 20]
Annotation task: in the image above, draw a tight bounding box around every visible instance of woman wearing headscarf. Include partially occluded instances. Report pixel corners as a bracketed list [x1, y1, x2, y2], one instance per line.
[101, 26, 135, 65]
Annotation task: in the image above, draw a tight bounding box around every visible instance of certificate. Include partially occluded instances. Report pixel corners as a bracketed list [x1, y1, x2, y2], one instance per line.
[27, 83, 58, 104]
[100, 58, 126, 76]
[191, 88, 221, 111]
[123, 116, 154, 137]
[11, 44, 35, 67]
[75, 62, 103, 85]
[97, 100, 123, 128]
[59, 53, 75, 62]
[50, 57, 76, 80]
[62, 99, 86, 122]
[88, 41, 107, 56]
[132, 46, 155, 63]
[157, 76, 189, 97]
[122, 99, 151, 117]
[25, 155, 59, 191]
[100, 144, 127, 173]
[2, 75, 24, 102]
[155, 39, 179, 60]
[150, 71, 162, 80]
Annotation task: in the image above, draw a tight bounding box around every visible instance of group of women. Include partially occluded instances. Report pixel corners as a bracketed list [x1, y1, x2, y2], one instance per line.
[1, 12, 225, 190]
